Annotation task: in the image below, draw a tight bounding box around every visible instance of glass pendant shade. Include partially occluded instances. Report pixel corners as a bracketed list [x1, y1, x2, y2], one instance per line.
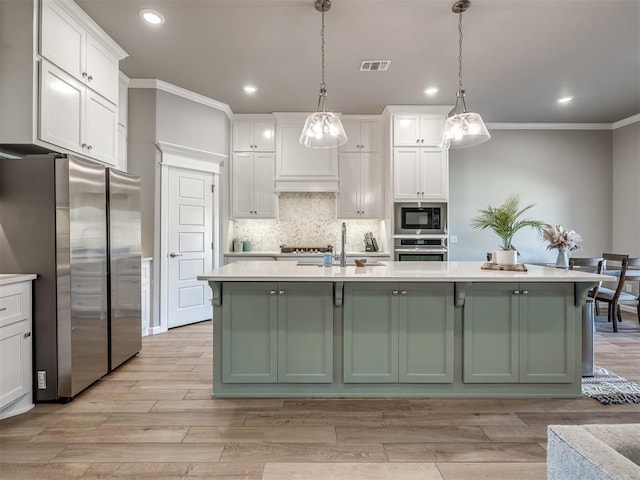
[300, 90, 347, 148]
[441, 90, 490, 148]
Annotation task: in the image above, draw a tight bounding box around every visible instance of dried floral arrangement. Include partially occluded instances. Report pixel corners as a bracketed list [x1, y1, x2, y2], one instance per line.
[542, 224, 583, 252]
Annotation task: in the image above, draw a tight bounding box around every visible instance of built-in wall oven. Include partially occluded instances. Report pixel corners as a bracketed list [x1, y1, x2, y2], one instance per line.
[394, 238, 447, 262]
[394, 203, 446, 235]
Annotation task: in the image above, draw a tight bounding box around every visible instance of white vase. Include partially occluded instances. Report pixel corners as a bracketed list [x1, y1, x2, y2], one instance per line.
[555, 248, 569, 268]
[495, 249, 518, 265]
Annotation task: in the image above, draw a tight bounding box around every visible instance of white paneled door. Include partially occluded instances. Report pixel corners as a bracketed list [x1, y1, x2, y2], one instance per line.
[167, 167, 213, 328]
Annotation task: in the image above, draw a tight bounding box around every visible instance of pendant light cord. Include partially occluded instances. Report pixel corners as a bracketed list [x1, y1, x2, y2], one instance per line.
[457, 9, 464, 93]
[320, 7, 326, 92]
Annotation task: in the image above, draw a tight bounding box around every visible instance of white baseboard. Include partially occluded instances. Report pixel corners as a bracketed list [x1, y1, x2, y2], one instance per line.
[149, 325, 167, 335]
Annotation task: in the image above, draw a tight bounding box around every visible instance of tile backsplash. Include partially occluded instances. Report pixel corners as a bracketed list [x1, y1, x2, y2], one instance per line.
[232, 193, 385, 252]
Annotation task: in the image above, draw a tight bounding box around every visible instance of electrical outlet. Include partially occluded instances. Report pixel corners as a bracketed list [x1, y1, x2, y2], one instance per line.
[37, 371, 46, 389]
[625, 284, 633, 293]
[450, 235, 458, 244]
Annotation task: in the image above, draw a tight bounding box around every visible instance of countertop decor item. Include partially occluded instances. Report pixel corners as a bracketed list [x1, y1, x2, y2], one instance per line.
[470, 194, 545, 261]
[440, 0, 491, 149]
[298, 0, 347, 149]
[542, 224, 582, 268]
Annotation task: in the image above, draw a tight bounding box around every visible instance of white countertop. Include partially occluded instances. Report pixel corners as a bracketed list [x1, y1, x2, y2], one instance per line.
[198, 261, 613, 283]
[0, 274, 37, 286]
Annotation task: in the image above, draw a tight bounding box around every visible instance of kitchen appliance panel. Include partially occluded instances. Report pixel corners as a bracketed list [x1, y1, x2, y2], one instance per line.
[107, 168, 142, 371]
[394, 237, 448, 262]
[62, 156, 109, 397]
[394, 203, 446, 234]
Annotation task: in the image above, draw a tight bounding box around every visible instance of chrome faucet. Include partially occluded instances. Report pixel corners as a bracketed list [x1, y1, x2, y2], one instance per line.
[340, 222, 347, 267]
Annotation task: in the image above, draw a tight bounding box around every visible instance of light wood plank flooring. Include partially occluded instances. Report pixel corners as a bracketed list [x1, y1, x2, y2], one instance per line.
[1, 310, 639, 479]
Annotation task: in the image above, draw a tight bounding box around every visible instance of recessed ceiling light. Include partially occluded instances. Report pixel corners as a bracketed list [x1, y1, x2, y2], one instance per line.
[140, 9, 165, 25]
[557, 96, 573, 104]
[424, 87, 439, 96]
[243, 84, 258, 94]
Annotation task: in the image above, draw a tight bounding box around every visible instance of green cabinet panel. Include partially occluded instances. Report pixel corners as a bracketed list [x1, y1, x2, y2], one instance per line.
[519, 283, 575, 383]
[222, 282, 278, 383]
[463, 283, 519, 383]
[399, 283, 454, 383]
[344, 283, 398, 383]
[277, 283, 333, 383]
[344, 282, 454, 384]
[463, 282, 575, 384]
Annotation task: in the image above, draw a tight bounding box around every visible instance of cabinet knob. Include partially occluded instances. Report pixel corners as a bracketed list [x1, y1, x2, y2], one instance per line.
[270, 290, 277, 296]
[82, 72, 88, 78]
[421, 192, 424, 196]
[24, 331, 31, 338]
[521, 290, 529, 295]
[278, 290, 285, 296]
[0, 307, 7, 312]
[400, 290, 408, 295]
[513, 290, 520, 295]
[392, 290, 399, 296]
[87, 145, 93, 150]
[416, 139, 420, 144]
[421, 139, 424, 143]
[87, 75, 93, 81]
[82, 143, 87, 148]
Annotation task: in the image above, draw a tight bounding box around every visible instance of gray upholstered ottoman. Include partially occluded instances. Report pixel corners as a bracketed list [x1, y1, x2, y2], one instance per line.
[547, 424, 640, 479]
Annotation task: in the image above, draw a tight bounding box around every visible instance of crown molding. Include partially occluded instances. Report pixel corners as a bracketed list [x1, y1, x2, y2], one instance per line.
[487, 123, 611, 130]
[156, 141, 227, 174]
[129, 79, 233, 119]
[612, 113, 640, 130]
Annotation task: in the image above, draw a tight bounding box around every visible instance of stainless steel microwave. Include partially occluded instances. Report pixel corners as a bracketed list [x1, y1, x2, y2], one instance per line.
[394, 203, 446, 234]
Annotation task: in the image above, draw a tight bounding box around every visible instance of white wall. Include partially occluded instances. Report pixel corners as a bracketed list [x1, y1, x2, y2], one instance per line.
[448, 129, 613, 263]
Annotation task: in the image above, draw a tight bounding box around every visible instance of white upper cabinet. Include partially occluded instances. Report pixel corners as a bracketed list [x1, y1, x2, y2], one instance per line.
[232, 115, 275, 152]
[340, 117, 382, 153]
[231, 152, 276, 219]
[393, 114, 445, 147]
[40, 0, 120, 104]
[40, 60, 118, 166]
[338, 152, 383, 219]
[393, 147, 448, 201]
[274, 113, 338, 192]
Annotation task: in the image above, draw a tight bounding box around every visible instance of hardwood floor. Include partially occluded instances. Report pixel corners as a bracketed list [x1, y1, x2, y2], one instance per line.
[1, 310, 639, 479]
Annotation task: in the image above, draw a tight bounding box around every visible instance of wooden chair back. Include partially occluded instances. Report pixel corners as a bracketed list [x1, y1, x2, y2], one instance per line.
[570, 257, 604, 297]
[602, 253, 630, 298]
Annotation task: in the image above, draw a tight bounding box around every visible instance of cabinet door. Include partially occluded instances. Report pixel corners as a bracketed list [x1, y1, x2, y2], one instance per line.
[222, 283, 278, 383]
[359, 120, 381, 152]
[277, 283, 333, 383]
[340, 121, 361, 152]
[419, 149, 448, 200]
[393, 114, 420, 146]
[398, 283, 454, 383]
[85, 90, 117, 166]
[40, 0, 85, 82]
[419, 115, 445, 146]
[253, 120, 275, 152]
[232, 121, 255, 151]
[393, 148, 421, 200]
[85, 33, 119, 104]
[39, 60, 83, 155]
[337, 152, 360, 218]
[231, 153, 254, 218]
[252, 153, 276, 218]
[0, 320, 31, 410]
[463, 283, 519, 383]
[344, 283, 398, 383]
[519, 283, 575, 383]
[359, 153, 382, 219]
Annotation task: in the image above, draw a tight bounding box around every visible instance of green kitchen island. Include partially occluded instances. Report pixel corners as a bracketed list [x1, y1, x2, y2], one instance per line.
[198, 261, 611, 398]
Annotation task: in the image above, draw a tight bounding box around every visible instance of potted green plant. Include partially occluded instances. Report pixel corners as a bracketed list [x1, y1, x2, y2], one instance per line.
[470, 194, 544, 265]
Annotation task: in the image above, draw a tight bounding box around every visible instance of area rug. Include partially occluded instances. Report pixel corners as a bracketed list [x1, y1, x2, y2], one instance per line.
[582, 365, 640, 404]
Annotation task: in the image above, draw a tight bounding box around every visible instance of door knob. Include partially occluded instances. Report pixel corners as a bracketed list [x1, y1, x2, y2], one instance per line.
[169, 252, 183, 258]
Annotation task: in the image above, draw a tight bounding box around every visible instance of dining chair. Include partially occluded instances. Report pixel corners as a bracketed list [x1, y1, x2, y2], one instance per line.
[569, 257, 604, 314]
[615, 257, 640, 324]
[594, 253, 630, 332]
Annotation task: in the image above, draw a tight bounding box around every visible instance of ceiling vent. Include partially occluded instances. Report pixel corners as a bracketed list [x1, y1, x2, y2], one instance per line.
[360, 60, 390, 72]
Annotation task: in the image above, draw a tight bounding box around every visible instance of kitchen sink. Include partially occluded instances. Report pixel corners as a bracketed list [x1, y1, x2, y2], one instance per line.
[297, 261, 386, 267]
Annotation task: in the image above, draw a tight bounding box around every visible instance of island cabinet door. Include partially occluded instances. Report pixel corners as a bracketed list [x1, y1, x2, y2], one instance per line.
[398, 283, 454, 383]
[277, 283, 333, 383]
[222, 283, 278, 383]
[519, 283, 575, 383]
[343, 283, 399, 383]
[463, 283, 519, 383]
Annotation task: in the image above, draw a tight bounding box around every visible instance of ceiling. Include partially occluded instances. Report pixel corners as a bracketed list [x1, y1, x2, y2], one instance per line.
[76, 0, 640, 124]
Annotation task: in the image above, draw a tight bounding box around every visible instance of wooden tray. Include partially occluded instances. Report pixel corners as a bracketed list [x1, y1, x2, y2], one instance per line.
[481, 262, 528, 272]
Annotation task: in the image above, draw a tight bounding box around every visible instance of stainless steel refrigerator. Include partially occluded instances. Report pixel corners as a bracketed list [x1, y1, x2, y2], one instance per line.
[0, 154, 141, 401]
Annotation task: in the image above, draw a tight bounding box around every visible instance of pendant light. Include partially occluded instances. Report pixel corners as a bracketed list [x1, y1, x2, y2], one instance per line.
[299, 0, 347, 149]
[441, 0, 490, 149]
